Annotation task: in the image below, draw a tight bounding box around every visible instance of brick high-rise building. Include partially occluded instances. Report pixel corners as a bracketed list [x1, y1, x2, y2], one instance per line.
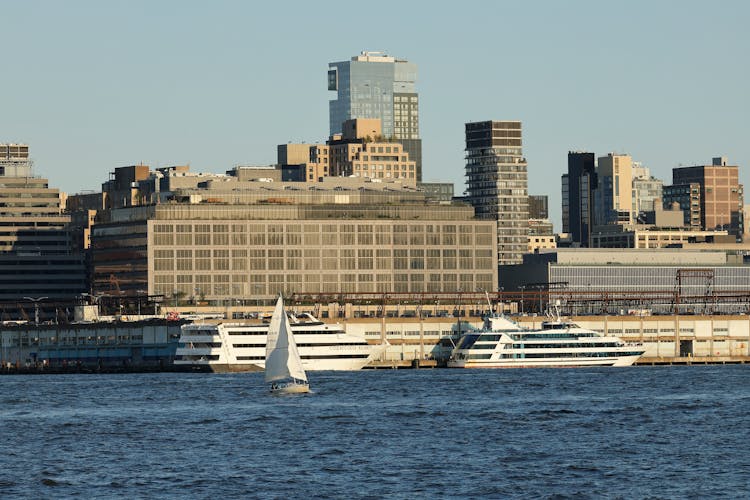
[672, 157, 744, 238]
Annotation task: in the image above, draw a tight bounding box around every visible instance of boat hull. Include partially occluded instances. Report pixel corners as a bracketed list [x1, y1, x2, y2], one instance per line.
[448, 354, 643, 369]
[174, 362, 263, 373]
[175, 356, 371, 372]
[271, 384, 310, 395]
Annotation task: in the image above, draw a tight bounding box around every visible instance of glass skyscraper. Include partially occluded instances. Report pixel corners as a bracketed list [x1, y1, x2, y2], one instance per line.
[328, 52, 422, 180]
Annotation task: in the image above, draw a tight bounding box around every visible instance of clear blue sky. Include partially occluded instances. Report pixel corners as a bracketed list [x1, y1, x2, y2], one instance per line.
[2, 0, 748, 228]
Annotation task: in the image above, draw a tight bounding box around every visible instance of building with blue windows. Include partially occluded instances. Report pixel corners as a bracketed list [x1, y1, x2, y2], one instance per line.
[328, 51, 422, 181]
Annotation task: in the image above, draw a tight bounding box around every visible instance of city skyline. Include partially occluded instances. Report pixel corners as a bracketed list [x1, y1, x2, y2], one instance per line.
[2, 1, 748, 228]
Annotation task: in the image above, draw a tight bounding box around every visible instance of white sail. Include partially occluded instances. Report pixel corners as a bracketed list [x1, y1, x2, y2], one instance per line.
[265, 296, 308, 383]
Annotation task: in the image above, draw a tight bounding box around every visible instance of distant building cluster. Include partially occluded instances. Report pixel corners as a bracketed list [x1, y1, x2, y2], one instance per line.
[1, 50, 747, 319]
[279, 118, 418, 184]
[563, 152, 744, 248]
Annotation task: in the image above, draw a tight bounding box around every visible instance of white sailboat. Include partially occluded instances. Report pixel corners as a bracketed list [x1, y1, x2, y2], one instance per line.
[265, 295, 310, 394]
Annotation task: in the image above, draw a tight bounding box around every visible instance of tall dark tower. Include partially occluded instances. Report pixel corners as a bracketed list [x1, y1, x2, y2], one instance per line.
[465, 121, 528, 265]
[565, 151, 597, 247]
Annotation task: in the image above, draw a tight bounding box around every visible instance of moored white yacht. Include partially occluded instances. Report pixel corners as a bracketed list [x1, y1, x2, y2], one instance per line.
[174, 312, 384, 372]
[448, 312, 645, 368]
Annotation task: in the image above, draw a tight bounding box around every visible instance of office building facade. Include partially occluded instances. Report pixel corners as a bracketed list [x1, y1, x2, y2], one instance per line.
[0, 144, 86, 302]
[86, 168, 498, 300]
[92, 204, 498, 300]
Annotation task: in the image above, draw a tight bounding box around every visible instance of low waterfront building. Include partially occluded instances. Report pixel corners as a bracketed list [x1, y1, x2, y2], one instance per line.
[0, 319, 185, 370]
[500, 248, 750, 315]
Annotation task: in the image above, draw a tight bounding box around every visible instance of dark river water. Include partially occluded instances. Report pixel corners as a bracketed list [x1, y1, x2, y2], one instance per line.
[1, 366, 749, 498]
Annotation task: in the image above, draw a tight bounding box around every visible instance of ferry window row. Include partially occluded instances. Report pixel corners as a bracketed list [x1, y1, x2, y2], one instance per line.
[509, 333, 597, 340]
[498, 351, 642, 359]
[231, 342, 366, 349]
[178, 342, 221, 348]
[303, 354, 370, 359]
[228, 330, 340, 336]
[510, 342, 622, 349]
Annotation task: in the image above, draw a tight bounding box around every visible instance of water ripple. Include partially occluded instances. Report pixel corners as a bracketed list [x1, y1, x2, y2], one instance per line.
[0, 367, 748, 497]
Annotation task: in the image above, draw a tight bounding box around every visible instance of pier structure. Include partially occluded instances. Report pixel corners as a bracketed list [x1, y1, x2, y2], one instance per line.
[3, 307, 750, 372]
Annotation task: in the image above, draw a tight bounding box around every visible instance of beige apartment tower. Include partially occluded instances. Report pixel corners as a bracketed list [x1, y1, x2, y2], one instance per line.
[595, 153, 634, 225]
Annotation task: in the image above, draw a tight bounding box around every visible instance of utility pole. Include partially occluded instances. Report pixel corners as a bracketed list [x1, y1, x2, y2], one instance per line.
[23, 297, 48, 326]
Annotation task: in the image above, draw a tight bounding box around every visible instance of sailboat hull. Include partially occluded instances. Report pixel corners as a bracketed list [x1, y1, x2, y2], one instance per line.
[270, 381, 310, 394]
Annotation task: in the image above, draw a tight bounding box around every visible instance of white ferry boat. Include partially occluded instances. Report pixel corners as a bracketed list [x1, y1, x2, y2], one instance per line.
[448, 314, 645, 368]
[174, 312, 383, 372]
